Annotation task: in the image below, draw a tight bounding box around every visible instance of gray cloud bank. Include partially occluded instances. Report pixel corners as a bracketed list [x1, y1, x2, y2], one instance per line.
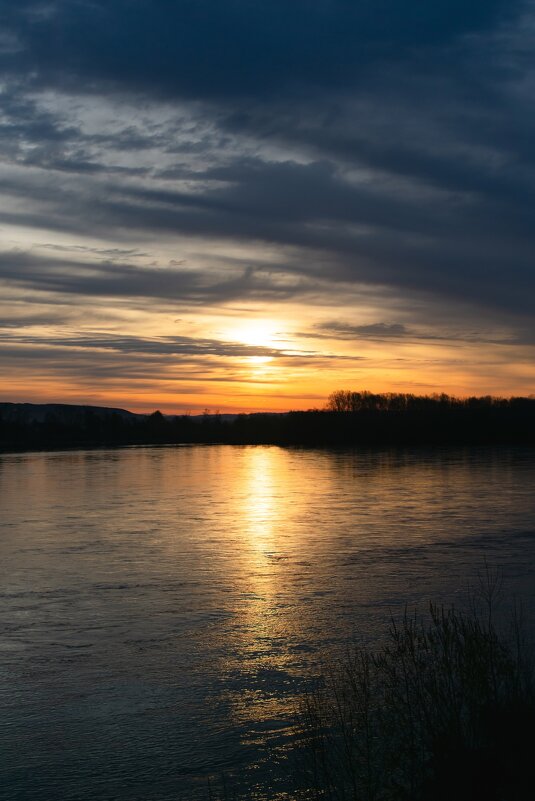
[0, 0, 534, 396]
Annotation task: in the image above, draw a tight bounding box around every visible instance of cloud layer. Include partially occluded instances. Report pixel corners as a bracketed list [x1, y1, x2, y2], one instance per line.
[0, 0, 534, 408]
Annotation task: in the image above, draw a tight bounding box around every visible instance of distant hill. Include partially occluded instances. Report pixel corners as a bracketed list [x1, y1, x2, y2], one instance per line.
[0, 402, 142, 424]
[0, 403, 254, 424]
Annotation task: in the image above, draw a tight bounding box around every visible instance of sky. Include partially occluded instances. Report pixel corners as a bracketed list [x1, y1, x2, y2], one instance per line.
[0, 0, 534, 413]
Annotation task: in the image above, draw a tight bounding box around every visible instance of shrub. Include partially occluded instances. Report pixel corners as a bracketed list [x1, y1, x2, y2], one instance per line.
[298, 579, 535, 800]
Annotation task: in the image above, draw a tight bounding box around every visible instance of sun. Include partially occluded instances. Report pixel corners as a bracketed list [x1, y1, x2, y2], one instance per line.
[228, 320, 279, 349]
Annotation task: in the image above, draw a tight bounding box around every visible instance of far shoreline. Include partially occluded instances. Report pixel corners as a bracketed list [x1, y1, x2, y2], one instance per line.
[2, 394, 534, 452]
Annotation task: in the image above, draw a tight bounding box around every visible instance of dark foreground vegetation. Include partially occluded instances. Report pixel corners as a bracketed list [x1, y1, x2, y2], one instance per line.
[205, 575, 535, 801]
[297, 582, 535, 801]
[1, 392, 534, 451]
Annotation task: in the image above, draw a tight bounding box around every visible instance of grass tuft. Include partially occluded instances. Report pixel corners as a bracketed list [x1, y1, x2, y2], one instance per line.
[298, 574, 535, 800]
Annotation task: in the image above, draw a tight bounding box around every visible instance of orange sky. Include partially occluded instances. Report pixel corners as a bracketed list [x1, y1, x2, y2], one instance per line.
[3, 253, 534, 413]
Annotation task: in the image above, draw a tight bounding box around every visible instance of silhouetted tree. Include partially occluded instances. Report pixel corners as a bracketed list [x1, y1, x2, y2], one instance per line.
[1, 393, 534, 451]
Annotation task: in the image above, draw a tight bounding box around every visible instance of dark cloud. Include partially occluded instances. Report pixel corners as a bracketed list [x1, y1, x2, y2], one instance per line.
[1, 142, 534, 319]
[315, 322, 411, 340]
[310, 321, 533, 346]
[0, 250, 313, 304]
[0, 330, 297, 359]
[0, 330, 364, 395]
[0, 328, 365, 363]
[0, 1, 516, 99]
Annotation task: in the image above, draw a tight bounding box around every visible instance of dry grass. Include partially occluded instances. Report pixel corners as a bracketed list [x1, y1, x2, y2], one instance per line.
[298, 573, 535, 800]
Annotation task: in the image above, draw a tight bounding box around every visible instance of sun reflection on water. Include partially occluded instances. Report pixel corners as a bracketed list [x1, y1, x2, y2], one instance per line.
[220, 448, 306, 744]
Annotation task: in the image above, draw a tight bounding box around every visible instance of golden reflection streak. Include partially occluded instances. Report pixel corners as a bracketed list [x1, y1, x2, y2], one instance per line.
[239, 446, 280, 608]
[224, 448, 302, 728]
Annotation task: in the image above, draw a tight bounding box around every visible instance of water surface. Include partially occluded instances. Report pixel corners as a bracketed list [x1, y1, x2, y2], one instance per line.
[2, 446, 535, 799]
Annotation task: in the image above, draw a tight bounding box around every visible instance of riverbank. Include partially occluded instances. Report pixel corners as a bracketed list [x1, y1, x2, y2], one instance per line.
[2, 395, 534, 452]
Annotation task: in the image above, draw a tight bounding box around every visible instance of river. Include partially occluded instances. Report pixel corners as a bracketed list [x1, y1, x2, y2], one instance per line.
[2, 445, 535, 799]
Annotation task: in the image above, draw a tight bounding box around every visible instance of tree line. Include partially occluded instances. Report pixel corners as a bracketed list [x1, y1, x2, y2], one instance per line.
[1, 392, 534, 451]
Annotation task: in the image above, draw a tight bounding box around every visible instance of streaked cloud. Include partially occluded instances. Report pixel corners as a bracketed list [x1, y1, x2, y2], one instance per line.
[0, 0, 533, 408]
